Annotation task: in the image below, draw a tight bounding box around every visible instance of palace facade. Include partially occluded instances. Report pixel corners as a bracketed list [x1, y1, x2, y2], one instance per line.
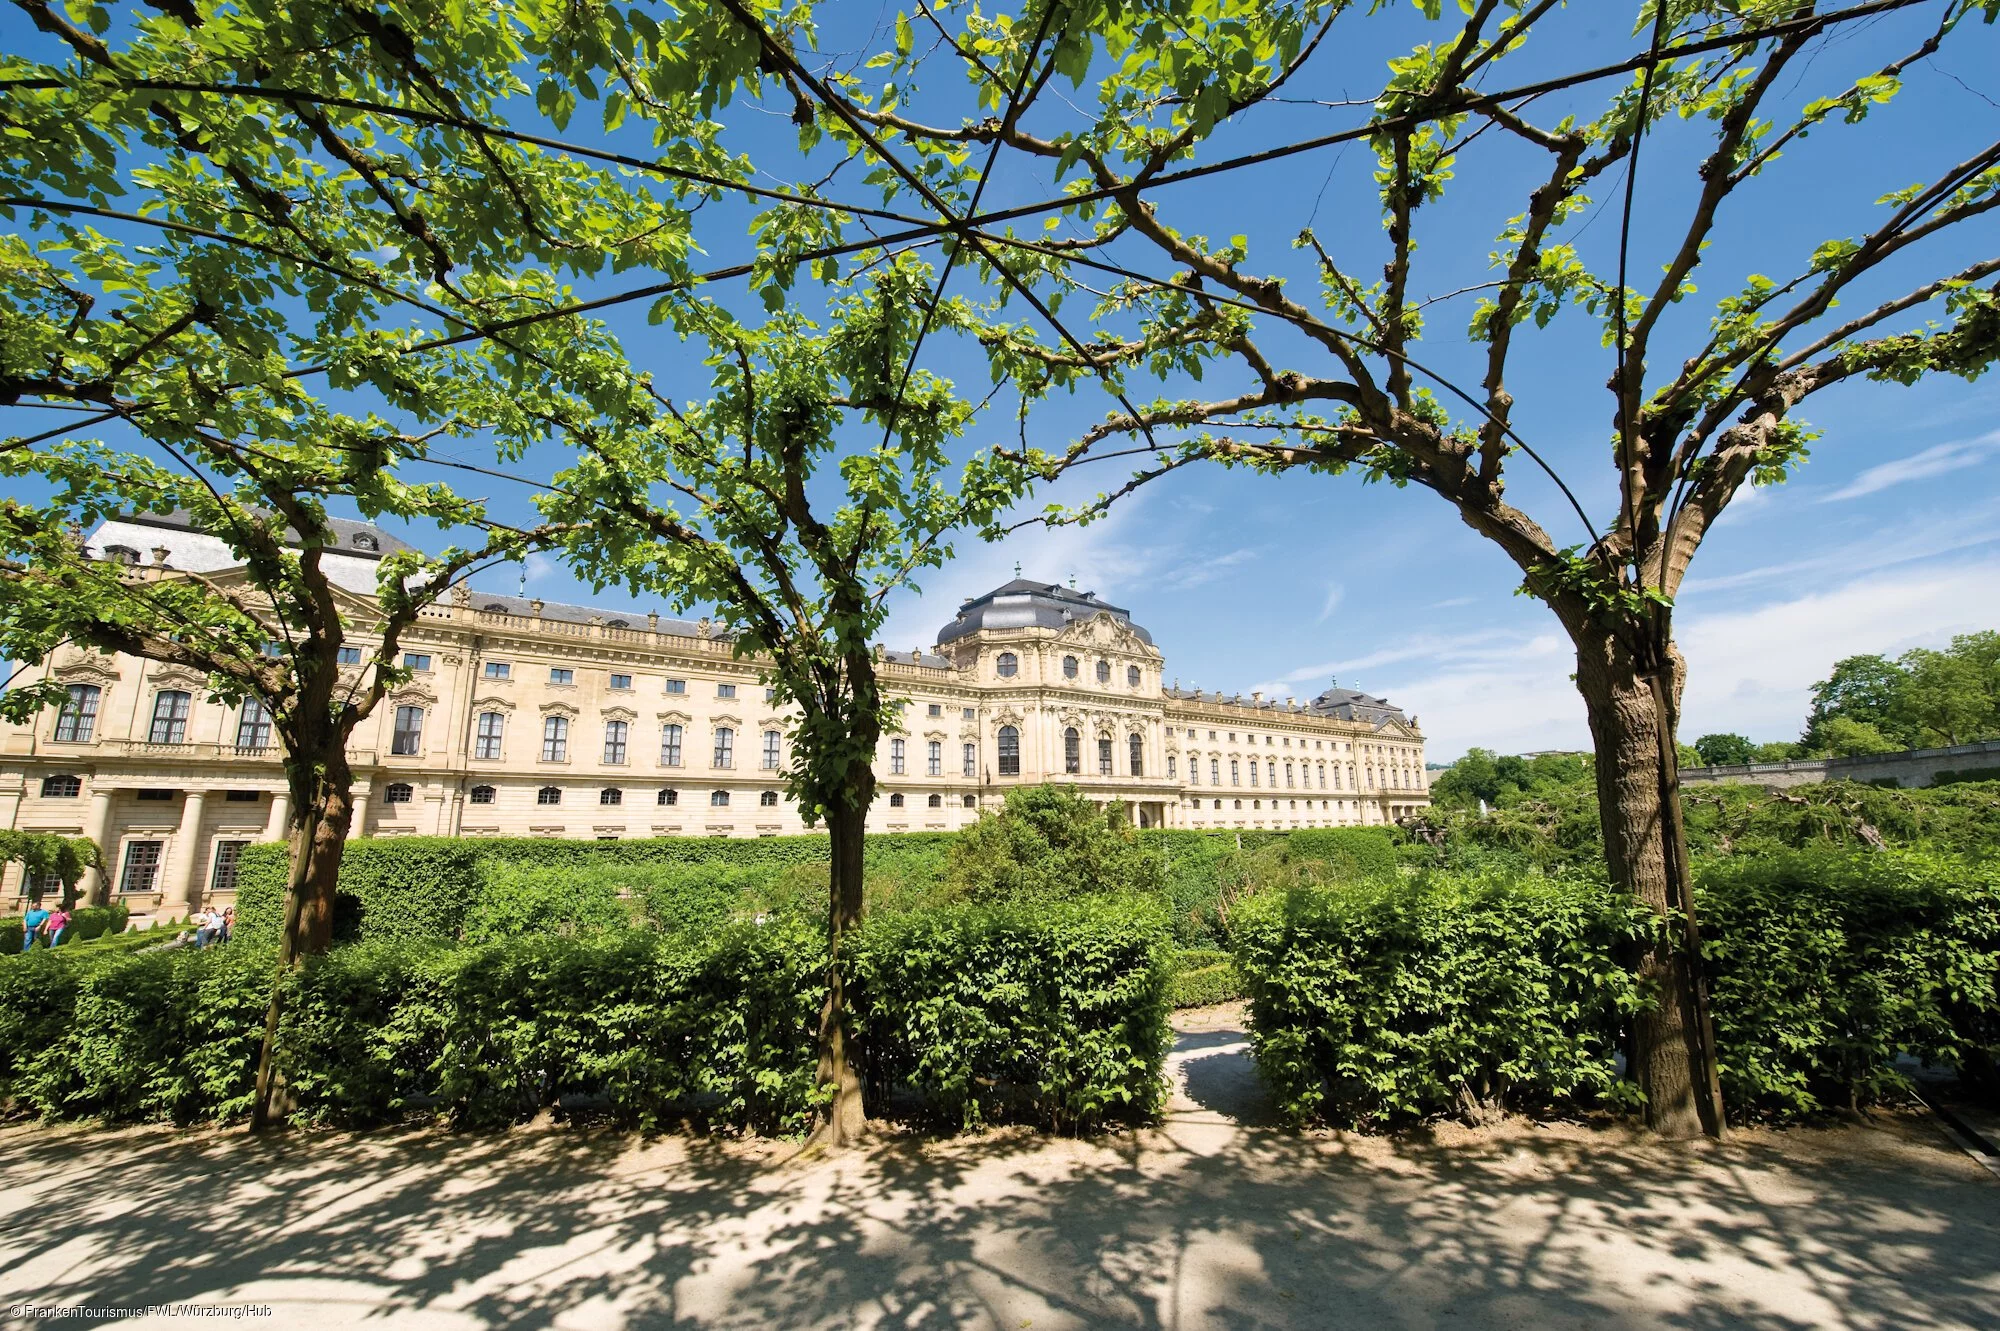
[0, 514, 1428, 916]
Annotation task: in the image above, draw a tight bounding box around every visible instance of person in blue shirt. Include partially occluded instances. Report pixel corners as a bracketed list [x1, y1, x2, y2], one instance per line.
[20, 903, 50, 951]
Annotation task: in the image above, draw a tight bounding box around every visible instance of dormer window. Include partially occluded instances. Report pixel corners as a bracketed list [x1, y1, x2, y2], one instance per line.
[104, 545, 140, 566]
[352, 533, 379, 551]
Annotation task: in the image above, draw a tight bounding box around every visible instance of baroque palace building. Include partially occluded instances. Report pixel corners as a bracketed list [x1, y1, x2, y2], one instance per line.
[0, 514, 1429, 916]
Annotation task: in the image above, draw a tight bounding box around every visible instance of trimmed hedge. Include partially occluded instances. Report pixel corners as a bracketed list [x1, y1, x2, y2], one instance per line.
[0, 898, 1171, 1135]
[1168, 948, 1244, 1008]
[1, 905, 129, 955]
[1234, 853, 2000, 1127]
[1285, 827, 1402, 879]
[1699, 850, 2000, 1118]
[856, 897, 1173, 1129]
[1233, 874, 1654, 1127]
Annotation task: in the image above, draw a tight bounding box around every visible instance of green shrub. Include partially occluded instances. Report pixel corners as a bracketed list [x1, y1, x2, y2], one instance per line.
[943, 785, 1162, 906]
[1232, 873, 1652, 1127]
[460, 863, 644, 944]
[1286, 827, 1402, 879]
[1697, 850, 2000, 1118]
[1, 899, 1173, 1136]
[1168, 948, 1243, 1008]
[0, 918, 18, 954]
[855, 895, 1173, 1130]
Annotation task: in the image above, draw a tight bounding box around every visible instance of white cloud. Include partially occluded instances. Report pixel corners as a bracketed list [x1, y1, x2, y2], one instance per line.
[1818, 428, 2000, 502]
[522, 551, 559, 587]
[1680, 500, 2000, 594]
[1317, 583, 1344, 624]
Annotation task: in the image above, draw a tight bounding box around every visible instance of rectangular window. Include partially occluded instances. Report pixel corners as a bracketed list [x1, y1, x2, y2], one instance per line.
[149, 690, 191, 744]
[716, 683, 737, 699]
[403, 653, 432, 672]
[963, 742, 976, 777]
[963, 708, 975, 720]
[890, 739, 906, 775]
[475, 712, 504, 760]
[54, 684, 100, 742]
[927, 704, 942, 718]
[210, 840, 248, 894]
[224, 790, 259, 803]
[1097, 737, 1112, 776]
[235, 698, 273, 751]
[712, 727, 734, 767]
[664, 678, 686, 695]
[1230, 760, 1239, 786]
[391, 705, 424, 756]
[1249, 760, 1259, 787]
[610, 674, 633, 690]
[1210, 759, 1219, 783]
[765, 687, 778, 704]
[1168, 755, 1178, 778]
[1268, 762, 1277, 787]
[603, 720, 628, 765]
[927, 740, 941, 776]
[119, 840, 163, 895]
[762, 730, 781, 770]
[483, 661, 511, 679]
[1286, 764, 1295, 788]
[542, 715, 568, 761]
[660, 723, 683, 766]
[337, 646, 363, 665]
[549, 668, 574, 685]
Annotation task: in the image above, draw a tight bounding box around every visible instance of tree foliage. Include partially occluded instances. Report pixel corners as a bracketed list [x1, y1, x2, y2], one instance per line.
[1806, 631, 2000, 751]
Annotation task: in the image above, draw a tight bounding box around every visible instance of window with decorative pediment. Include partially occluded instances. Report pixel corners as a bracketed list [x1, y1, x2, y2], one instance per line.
[1098, 736, 1112, 775]
[1129, 733, 1143, 777]
[998, 725, 1020, 776]
[149, 690, 191, 743]
[236, 698, 273, 751]
[54, 684, 99, 742]
[475, 712, 505, 760]
[1064, 727, 1080, 775]
[660, 723, 683, 767]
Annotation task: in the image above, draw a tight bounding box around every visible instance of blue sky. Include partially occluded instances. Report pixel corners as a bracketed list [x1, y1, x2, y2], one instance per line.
[7, 3, 1999, 761]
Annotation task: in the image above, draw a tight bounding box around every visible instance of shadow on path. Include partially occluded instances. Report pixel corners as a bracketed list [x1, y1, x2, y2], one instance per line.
[0, 1009, 1994, 1330]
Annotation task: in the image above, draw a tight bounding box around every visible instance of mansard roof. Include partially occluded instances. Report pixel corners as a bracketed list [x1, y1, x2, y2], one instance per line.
[1308, 686, 1409, 726]
[936, 578, 1154, 646]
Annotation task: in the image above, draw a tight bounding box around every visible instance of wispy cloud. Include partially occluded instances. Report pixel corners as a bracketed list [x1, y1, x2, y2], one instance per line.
[1680, 500, 2000, 595]
[1158, 547, 1258, 592]
[1429, 595, 1476, 609]
[1317, 583, 1344, 624]
[1819, 428, 2000, 502]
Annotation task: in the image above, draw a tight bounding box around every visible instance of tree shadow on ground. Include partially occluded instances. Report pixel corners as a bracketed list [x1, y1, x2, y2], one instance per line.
[0, 1046, 1995, 1329]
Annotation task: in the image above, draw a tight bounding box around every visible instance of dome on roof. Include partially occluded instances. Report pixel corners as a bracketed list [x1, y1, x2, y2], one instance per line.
[936, 579, 1153, 646]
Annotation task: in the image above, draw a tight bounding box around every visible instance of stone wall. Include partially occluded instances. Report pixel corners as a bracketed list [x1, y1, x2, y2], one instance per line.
[1682, 739, 2000, 790]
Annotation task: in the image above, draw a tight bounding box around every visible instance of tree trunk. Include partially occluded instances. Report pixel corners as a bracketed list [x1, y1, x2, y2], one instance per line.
[813, 797, 869, 1146]
[1572, 623, 1726, 1140]
[248, 755, 355, 1132]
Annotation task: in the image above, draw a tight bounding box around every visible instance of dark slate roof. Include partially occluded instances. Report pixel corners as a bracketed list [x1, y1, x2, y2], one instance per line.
[1307, 687, 1409, 726]
[466, 590, 708, 635]
[936, 579, 1154, 646]
[116, 508, 418, 560]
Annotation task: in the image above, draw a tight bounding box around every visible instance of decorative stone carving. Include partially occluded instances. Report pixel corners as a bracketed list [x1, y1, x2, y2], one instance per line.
[450, 583, 471, 608]
[539, 701, 579, 719]
[601, 705, 638, 723]
[473, 696, 517, 714]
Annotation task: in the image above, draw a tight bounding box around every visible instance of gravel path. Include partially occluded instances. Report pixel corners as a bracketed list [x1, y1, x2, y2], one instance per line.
[1, 1007, 1994, 1330]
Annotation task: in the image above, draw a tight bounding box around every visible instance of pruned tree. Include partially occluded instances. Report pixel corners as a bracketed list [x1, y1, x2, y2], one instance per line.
[0, 0, 753, 1126]
[533, 257, 1011, 1145]
[774, 0, 2000, 1137]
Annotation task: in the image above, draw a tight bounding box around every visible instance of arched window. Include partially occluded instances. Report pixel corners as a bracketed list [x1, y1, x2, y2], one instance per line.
[995, 652, 1018, 678]
[391, 705, 425, 756]
[962, 794, 976, 808]
[469, 785, 496, 805]
[762, 730, 781, 770]
[1210, 758, 1220, 784]
[1097, 735, 1113, 775]
[384, 782, 414, 804]
[475, 712, 505, 760]
[1062, 655, 1079, 679]
[889, 738, 906, 774]
[1127, 665, 1141, 688]
[926, 740, 941, 775]
[53, 684, 99, 742]
[1064, 726, 1081, 774]
[1230, 759, 1240, 786]
[536, 785, 562, 805]
[541, 716, 569, 761]
[236, 698, 273, 751]
[998, 725, 1020, 776]
[1095, 659, 1111, 684]
[713, 726, 734, 768]
[889, 792, 905, 808]
[600, 787, 622, 805]
[928, 793, 942, 808]
[963, 741, 976, 776]
[710, 790, 730, 807]
[1186, 755, 1196, 783]
[149, 690, 191, 743]
[658, 788, 679, 806]
[1129, 733, 1143, 777]
[1285, 762, 1295, 788]
[40, 774, 81, 798]
[603, 720, 629, 764]
[759, 790, 779, 806]
[660, 723, 683, 767]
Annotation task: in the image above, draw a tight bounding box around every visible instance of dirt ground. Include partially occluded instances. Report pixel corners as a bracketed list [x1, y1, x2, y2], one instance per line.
[1, 1003, 1994, 1330]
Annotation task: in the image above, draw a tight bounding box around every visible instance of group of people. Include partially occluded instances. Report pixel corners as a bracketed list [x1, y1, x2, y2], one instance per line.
[190, 906, 233, 948]
[17, 902, 71, 950]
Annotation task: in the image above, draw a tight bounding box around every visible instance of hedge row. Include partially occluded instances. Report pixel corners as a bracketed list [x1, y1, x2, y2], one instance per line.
[1233, 851, 2000, 1126]
[0, 898, 1172, 1134]
[0, 905, 131, 955]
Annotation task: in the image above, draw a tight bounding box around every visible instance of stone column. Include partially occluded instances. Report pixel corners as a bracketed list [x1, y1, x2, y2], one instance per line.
[350, 778, 373, 838]
[168, 789, 209, 914]
[265, 790, 292, 843]
[81, 785, 116, 905]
